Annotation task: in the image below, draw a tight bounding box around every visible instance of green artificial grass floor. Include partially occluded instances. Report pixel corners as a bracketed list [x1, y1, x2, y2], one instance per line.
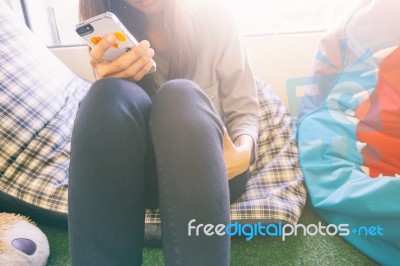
[39, 202, 378, 266]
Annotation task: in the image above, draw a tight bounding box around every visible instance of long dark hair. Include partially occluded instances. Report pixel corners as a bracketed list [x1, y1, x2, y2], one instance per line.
[79, 0, 197, 80]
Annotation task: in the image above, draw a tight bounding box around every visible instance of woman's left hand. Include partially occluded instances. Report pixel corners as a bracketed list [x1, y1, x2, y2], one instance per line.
[223, 128, 253, 180]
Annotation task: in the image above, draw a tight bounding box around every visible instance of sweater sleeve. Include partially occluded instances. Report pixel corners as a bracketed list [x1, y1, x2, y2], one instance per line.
[214, 9, 259, 148]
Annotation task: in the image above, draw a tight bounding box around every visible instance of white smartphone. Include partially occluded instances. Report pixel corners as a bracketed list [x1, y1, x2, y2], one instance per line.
[76, 11, 156, 73]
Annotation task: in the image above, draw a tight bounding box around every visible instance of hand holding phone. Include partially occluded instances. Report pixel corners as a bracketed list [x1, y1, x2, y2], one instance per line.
[76, 12, 156, 80]
[89, 34, 155, 81]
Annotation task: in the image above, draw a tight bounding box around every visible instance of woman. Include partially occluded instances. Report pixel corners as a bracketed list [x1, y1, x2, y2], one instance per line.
[68, 0, 259, 265]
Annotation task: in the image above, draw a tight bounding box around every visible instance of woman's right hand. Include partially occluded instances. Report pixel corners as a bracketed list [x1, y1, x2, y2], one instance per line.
[90, 33, 155, 81]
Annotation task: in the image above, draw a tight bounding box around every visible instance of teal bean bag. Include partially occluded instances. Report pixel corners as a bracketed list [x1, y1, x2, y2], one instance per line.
[297, 0, 400, 265]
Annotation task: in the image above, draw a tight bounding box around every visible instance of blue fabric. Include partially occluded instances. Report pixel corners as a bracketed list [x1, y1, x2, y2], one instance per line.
[298, 99, 400, 265]
[297, 0, 400, 264]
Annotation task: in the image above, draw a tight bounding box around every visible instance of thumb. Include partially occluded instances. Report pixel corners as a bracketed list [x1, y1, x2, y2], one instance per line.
[90, 33, 117, 62]
[223, 127, 232, 147]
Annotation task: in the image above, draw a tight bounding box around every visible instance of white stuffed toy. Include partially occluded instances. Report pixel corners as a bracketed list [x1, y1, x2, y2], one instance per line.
[0, 213, 49, 266]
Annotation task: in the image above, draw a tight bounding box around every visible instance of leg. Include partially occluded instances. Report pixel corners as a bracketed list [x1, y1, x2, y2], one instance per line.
[150, 80, 230, 266]
[68, 78, 152, 266]
[228, 169, 250, 204]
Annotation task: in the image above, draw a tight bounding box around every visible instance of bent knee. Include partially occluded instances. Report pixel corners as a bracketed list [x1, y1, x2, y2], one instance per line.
[153, 79, 201, 103]
[150, 79, 221, 135]
[86, 78, 150, 106]
[151, 79, 200, 119]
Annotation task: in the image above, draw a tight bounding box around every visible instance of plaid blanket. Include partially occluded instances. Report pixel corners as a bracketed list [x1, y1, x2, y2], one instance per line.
[0, 3, 90, 213]
[0, 2, 306, 225]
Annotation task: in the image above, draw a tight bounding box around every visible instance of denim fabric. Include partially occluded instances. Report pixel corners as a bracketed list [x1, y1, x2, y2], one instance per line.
[68, 78, 248, 266]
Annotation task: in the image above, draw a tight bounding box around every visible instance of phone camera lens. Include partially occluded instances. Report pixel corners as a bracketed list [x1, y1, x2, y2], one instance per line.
[76, 24, 94, 36]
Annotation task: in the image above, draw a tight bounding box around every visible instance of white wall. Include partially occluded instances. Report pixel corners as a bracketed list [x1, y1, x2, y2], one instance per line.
[244, 33, 322, 108]
[4, 0, 25, 25]
[51, 33, 324, 108]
